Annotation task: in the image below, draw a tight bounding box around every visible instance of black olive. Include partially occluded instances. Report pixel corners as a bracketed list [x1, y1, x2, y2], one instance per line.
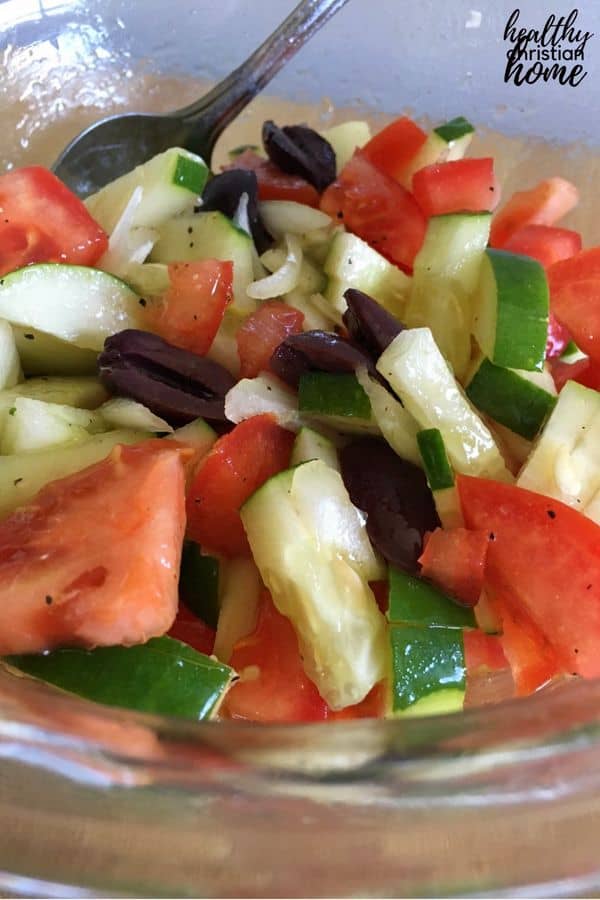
[262, 120, 336, 192]
[201, 169, 272, 254]
[270, 330, 373, 388]
[342, 288, 404, 359]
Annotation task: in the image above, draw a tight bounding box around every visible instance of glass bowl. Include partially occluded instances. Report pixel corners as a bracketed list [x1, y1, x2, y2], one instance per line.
[2, 1, 600, 895]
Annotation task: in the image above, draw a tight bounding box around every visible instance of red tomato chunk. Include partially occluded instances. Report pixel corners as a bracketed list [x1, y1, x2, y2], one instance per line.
[412, 158, 500, 217]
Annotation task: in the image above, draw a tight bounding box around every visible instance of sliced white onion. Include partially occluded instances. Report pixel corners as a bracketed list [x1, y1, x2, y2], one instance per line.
[97, 186, 158, 278]
[309, 291, 344, 327]
[225, 373, 302, 429]
[247, 234, 302, 300]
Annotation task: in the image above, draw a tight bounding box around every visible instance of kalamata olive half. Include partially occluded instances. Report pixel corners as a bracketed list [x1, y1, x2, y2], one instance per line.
[201, 169, 272, 254]
[98, 330, 235, 427]
[340, 438, 440, 572]
[270, 330, 373, 388]
[342, 288, 404, 360]
[262, 120, 336, 192]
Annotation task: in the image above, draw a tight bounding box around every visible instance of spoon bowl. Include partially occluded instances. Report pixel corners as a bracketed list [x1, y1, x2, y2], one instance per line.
[52, 0, 349, 197]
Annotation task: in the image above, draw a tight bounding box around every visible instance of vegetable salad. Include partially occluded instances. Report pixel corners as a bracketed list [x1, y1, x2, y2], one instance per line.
[0, 108, 594, 722]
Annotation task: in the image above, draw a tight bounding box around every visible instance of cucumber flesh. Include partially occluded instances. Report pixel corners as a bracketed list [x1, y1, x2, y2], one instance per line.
[0, 429, 147, 520]
[96, 398, 173, 434]
[473, 249, 549, 372]
[324, 231, 410, 317]
[240, 461, 387, 709]
[0, 376, 107, 416]
[12, 326, 98, 376]
[355, 367, 422, 467]
[406, 213, 491, 379]
[85, 147, 209, 233]
[258, 200, 334, 240]
[0, 320, 22, 390]
[400, 118, 474, 189]
[168, 418, 217, 454]
[213, 558, 262, 664]
[378, 328, 512, 482]
[0, 397, 97, 455]
[0, 264, 143, 352]
[291, 426, 340, 470]
[518, 380, 600, 522]
[319, 120, 372, 172]
[466, 358, 557, 440]
[152, 211, 255, 312]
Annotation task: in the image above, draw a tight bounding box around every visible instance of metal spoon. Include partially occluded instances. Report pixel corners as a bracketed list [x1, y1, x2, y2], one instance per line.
[52, 0, 349, 198]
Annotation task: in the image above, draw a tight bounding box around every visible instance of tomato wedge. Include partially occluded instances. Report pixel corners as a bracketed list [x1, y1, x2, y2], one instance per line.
[320, 150, 426, 270]
[222, 591, 329, 722]
[463, 629, 508, 674]
[186, 415, 295, 557]
[362, 116, 427, 184]
[228, 149, 320, 208]
[457, 475, 600, 680]
[493, 594, 563, 695]
[412, 158, 500, 217]
[503, 224, 582, 270]
[419, 527, 489, 607]
[550, 355, 600, 393]
[237, 300, 304, 378]
[0, 166, 108, 277]
[548, 247, 600, 297]
[546, 311, 572, 360]
[490, 177, 579, 248]
[0, 440, 189, 656]
[551, 279, 600, 365]
[147, 260, 233, 356]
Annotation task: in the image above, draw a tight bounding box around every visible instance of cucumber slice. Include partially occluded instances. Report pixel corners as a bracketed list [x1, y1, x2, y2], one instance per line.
[240, 461, 387, 709]
[213, 558, 262, 664]
[179, 543, 220, 630]
[0, 376, 107, 416]
[6, 636, 232, 721]
[388, 566, 476, 629]
[298, 372, 379, 435]
[96, 397, 173, 434]
[0, 429, 146, 520]
[125, 262, 171, 298]
[85, 147, 209, 233]
[152, 211, 255, 312]
[323, 231, 410, 317]
[473, 249, 549, 372]
[0, 320, 22, 390]
[291, 425, 340, 470]
[298, 371, 371, 419]
[389, 624, 466, 714]
[391, 687, 466, 718]
[378, 328, 512, 482]
[320, 120, 372, 172]
[405, 213, 491, 379]
[12, 326, 98, 376]
[518, 380, 600, 522]
[434, 116, 475, 147]
[0, 397, 97, 454]
[355, 367, 422, 467]
[0, 265, 143, 352]
[416, 428, 463, 528]
[466, 357, 557, 440]
[168, 417, 216, 454]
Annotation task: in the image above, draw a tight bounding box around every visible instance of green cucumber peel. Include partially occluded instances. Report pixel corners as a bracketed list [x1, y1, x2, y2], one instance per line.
[388, 566, 476, 629]
[298, 372, 371, 420]
[179, 543, 220, 630]
[389, 624, 466, 712]
[434, 116, 475, 143]
[6, 636, 233, 720]
[417, 428, 455, 491]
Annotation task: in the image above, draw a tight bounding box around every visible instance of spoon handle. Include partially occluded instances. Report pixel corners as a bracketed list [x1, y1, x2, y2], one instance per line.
[175, 0, 350, 157]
